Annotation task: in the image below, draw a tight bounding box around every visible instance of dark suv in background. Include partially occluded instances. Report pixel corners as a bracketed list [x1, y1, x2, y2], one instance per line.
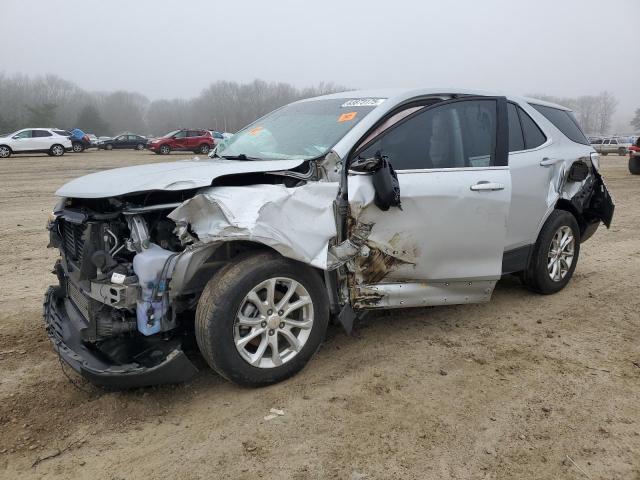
[147, 129, 214, 155]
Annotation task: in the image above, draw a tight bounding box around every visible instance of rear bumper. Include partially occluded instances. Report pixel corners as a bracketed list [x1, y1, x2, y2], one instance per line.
[43, 285, 198, 389]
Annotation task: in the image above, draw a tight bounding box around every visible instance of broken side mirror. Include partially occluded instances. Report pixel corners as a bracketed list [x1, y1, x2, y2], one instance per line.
[350, 152, 402, 211]
[567, 160, 589, 182]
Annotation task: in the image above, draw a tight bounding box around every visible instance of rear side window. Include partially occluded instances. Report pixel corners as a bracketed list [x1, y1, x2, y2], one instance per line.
[507, 103, 525, 152]
[530, 104, 589, 145]
[33, 130, 52, 137]
[53, 130, 69, 136]
[517, 107, 546, 149]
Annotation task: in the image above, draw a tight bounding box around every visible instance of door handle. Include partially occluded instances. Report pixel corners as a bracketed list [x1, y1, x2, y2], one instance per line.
[540, 157, 563, 166]
[470, 181, 505, 192]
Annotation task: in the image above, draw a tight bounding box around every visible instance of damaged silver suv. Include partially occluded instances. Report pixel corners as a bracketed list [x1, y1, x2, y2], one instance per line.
[44, 89, 614, 388]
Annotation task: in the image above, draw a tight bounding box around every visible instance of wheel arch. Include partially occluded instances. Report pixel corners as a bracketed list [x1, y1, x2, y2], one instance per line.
[554, 199, 583, 230]
[170, 240, 326, 299]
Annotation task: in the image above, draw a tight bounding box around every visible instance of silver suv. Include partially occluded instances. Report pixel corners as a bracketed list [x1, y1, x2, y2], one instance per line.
[44, 89, 614, 388]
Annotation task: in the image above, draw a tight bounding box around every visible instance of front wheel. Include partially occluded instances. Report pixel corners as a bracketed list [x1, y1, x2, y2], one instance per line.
[195, 252, 329, 387]
[50, 144, 65, 157]
[105, 143, 113, 151]
[618, 148, 626, 156]
[629, 157, 640, 175]
[136, 143, 145, 150]
[159, 144, 171, 155]
[523, 210, 580, 294]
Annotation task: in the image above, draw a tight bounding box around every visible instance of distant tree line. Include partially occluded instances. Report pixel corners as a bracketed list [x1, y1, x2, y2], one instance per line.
[528, 91, 620, 135]
[0, 73, 347, 136]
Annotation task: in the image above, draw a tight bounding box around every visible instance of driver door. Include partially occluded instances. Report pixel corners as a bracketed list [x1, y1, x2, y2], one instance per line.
[347, 97, 511, 308]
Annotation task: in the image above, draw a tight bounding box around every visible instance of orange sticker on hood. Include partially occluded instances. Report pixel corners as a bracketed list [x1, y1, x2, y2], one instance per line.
[338, 112, 357, 122]
[249, 126, 264, 136]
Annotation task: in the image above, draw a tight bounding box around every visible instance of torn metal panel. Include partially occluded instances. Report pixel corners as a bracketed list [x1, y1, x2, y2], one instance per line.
[353, 280, 496, 309]
[168, 183, 339, 270]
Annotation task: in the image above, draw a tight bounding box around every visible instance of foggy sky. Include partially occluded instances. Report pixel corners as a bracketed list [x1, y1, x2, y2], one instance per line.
[2, 0, 638, 129]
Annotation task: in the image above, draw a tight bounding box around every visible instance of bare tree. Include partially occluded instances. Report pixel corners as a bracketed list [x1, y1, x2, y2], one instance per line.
[0, 72, 348, 135]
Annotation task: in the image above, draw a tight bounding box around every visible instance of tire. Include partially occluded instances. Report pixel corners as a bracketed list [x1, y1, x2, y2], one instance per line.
[72, 142, 84, 153]
[0, 145, 11, 158]
[601, 152, 608, 156]
[159, 144, 171, 155]
[50, 144, 65, 157]
[629, 157, 640, 175]
[195, 252, 329, 387]
[198, 144, 210, 154]
[618, 148, 626, 156]
[105, 143, 113, 151]
[136, 143, 145, 150]
[523, 210, 580, 294]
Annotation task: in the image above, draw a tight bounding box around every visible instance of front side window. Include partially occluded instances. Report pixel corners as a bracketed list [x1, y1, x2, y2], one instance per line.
[531, 104, 589, 145]
[14, 130, 32, 139]
[174, 131, 187, 139]
[357, 99, 497, 170]
[216, 98, 380, 161]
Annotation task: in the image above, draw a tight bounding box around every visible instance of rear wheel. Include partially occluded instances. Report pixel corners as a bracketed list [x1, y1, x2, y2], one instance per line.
[136, 143, 145, 150]
[198, 144, 210, 154]
[195, 252, 329, 387]
[159, 144, 171, 155]
[523, 210, 580, 294]
[0, 145, 11, 158]
[629, 157, 640, 175]
[72, 142, 84, 153]
[618, 147, 626, 156]
[50, 144, 65, 157]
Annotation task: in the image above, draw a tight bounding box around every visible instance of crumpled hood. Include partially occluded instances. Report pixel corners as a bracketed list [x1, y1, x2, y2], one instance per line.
[55, 158, 306, 198]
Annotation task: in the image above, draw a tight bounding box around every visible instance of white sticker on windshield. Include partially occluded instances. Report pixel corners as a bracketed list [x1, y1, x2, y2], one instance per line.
[341, 98, 386, 108]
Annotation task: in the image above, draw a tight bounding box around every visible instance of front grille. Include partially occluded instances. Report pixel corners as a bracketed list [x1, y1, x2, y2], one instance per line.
[67, 280, 90, 320]
[59, 220, 86, 263]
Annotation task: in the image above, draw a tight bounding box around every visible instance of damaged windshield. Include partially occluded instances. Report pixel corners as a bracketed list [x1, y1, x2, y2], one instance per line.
[215, 98, 383, 160]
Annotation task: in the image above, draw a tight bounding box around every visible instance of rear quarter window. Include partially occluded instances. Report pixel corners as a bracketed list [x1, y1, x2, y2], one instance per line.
[530, 104, 589, 145]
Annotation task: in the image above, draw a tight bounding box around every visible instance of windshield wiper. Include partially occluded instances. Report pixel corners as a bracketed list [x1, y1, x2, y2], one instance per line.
[218, 153, 263, 161]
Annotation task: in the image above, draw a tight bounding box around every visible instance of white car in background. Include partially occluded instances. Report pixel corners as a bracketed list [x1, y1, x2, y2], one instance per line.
[0, 128, 72, 158]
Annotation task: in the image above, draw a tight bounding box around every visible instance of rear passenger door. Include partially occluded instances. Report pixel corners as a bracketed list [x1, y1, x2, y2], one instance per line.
[32, 129, 54, 150]
[348, 97, 511, 290]
[503, 103, 552, 256]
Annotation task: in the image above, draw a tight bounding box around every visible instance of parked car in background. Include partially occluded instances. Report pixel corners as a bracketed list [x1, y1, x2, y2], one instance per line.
[590, 136, 631, 156]
[44, 89, 614, 388]
[0, 128, 71, 158]
[629, 136, 640, 175]
[147, 129, 213, 155]
[69, 128, 92, 153]
[98, 133, 147, 151]
[87, 134, 99, 147]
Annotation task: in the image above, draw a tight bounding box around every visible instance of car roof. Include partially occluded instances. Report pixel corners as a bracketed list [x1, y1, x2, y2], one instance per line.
[297, 88, 572, 112]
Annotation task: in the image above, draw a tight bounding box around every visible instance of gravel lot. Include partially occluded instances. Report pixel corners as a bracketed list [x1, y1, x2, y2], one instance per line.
[0, 150, 638, 479]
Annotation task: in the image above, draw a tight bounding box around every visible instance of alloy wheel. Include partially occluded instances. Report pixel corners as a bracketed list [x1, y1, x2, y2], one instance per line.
[547, 226, 574, 282]
[233, 277, 314, 368]
[72, 143, 83, 152]
[52, 145, 64, 156]
[0, 146, 10, 158]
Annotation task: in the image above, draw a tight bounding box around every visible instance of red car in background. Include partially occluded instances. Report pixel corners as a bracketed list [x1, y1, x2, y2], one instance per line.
[147, 129, 214, 155]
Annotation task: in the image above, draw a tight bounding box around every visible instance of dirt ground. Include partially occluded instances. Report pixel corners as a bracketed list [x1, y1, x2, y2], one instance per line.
[0, 149, 638, 480]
